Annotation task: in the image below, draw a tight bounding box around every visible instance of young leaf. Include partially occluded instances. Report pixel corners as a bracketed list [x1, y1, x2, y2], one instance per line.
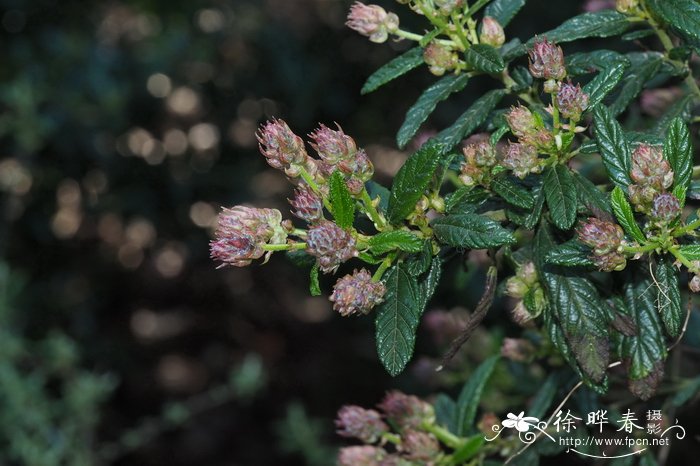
[593, 105, 632, 189]
[368, 230, 424, 255]
[329, 171, 355, 229]
[572, 171, 612, 215]
[646, 0, 700, 46]
[455, 355, 499, 436]
[483, 0, 526, 27]
[309, 264, 321, 296]
[610, 186, 646, 244]
[397, 74, 470, 149]
[432, 213, 516, 249]
[609, 55, 662, 116]
[361, 47, 423, 95]
[434, 89, 506, 154]
[664, 117, 693, 191]
[491, 176, 534, 209]
[545, 240, 594, 267]
[620, 272, 668, 400]
[582, 61, 627, 109]
[464, 44, 505, 74]
[655, 255, 683, 339]
[543, 165, 577, 230]
[387, 142, 444, 224]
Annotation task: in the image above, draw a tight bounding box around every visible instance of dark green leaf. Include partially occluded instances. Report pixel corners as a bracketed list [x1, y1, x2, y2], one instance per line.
[543, 165, 577, 230]
[433, 89, 506, 154]
[593, 104, 632, 189]
[464, 44, 505, 74]
[664, 117, 693, 191]
[361, 47, 423, 94]
[610, 186, 646, 243]
[368, 231, 424, 255]
[451, 436, 485, 464]
[621, 29, 655, 41]
[609, 55, 662, 116]
[406, 240, 432, 276]
[679, 245, 700, 260]
[509, 66, 533, 91]
[445, 187, 490, 213]
[566, 50, 629, 75]
[329, 171, 355, 229]
[572, 171, 612, 215]
[523, 185, 545, 230]
[672, 376, 700, 407]
[583, 62, 627, 109]
[655, 255, 683, 338]
[397, 74, 470, 149]
[286, 249, 316, 268]
[387, 143, 444, 224]
[432, 213, 515, 249]
[455, 355, 499, 436]
[654, 95, 693, 133]
[434, 393, 457, 432]
[646, 0, 700, 46]
[417, 257, 442, 309]
[484, 0, 526, 27]
[491, 176, 534, 209]
[545, 240, 594, 267]
[365, 181, 390, 213]
[309, 264, 321, 296]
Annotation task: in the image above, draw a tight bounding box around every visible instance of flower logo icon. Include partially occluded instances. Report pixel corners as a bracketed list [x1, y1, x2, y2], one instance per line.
[502, 412, 540, 432]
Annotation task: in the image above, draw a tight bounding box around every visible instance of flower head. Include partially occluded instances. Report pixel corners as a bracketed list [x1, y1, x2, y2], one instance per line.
[337, 446, 387, 466]
[460, 141, 496, 186]
[505, 106, 537, 140]
[289, 184, 324, 224]
[401, 431, 440, 461]
[629, 144, 674, 212]
[306, 220, 357, 273]
[557, 82, 589, 121]
[257, 119, 313, 178]
[335, 405, 389, 443]
[210, 206, 287, 267]
[346, 2, 399, 43]
[378, 391, 434, 431]
[480, 16, 505, 47]
[330, 269, 386, 316]
[528, 37, 566, 81]
[577, 217, 624, 256]
[650, 193, 681, 224]
[309, 124, 358, 165]
[434, 0, 464, 15]
[592, 251, 627, 272]
[502, 143, 541, 178]
[423, 41, 458, 76]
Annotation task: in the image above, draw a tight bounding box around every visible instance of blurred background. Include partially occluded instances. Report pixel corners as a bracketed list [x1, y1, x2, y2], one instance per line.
[4, 1, 695, 465]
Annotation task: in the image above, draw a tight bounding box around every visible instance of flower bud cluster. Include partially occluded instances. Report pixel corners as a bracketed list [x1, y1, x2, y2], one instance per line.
[346, 2, 399, 43]
[257, 119, 317, 179]
[331, 268, 386, 316]
[307, 220, 358, 273]
[505, 262, 545, 325]
[459, 141, 497, 187]
[502, 142, 542, 179]
[649, 193, 681, 226]
[423, 41, 459, 76]
[528, 38, 566, 83]
[336, 391, 442, 465]
[480, 16, 505, 47]
[628, 144, 674, 213]
[556, 82, 589, 122]
[577, 217, 627, 271]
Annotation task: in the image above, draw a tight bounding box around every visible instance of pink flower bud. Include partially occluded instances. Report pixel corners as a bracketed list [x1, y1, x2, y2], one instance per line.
[346, 2, 399, 43]
[335, 405, 389, 443]
[500, 338, 536, 362]
[423, 41, 458, 76]
[690, 274, 700, 293]
[337, 446, 387, 466]
[257, 119, 309, 177]
[505, 105, 537, 140]
[306, 220, 358, 273]
[330, 269, 386, 316]
[289, 184, 324, 223]
[210, 206, 287, 267]
[577, 217, 624, 256]
[378, 391, 435, 431]
[593, 252, 627, 272]
[480, 16, 506, 47]
[401, 430, 440, 461]
[650, 193, 681, 224]
[460, 141, 496, 186]
[528, 37, 566, 81]
[337, 149, 375, 195]
[510, 301, 534, 326]
[557, 82, 589, 121]
[630, 145, 673, 190]
[502, 143, 541, 178]
[309, 123, 358, 165]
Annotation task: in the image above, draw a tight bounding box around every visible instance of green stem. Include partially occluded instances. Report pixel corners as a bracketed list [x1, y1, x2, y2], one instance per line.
[372, 257, 392, 282]
[422, 422, 463, 450]
[669, 245, 695, 270]
[394, 28, 458, 47]
[298, 167, 332, 212]
[623, 243, 657, 254]
[361, 188, 387, 231]
[451, 12, 471, 49]
[465, 0, 492, 17]
[262, 242, 306, 252]
[674, 216, 700, 237]
[381, 432, 402, 445]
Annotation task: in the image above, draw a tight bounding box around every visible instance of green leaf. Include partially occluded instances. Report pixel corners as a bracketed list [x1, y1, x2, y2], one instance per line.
[655, 255, 683, 339]
[545, 240, 594, 267]
[491, 176, 534, 209]
[543, 165, 577, 230]
[387, 142, 443, 224]
[484, 0, 526, 27]
[368, 230, 424, 255]
[433, 89, 506, 154]
[610, 186, 646, 244]
[664, 117, 693, 191]
[593, 105, 632, 189]
[646, 0, 700, 46]
[329, 171, 355, 229]
[432, 213, 515, 249]
[619, 272, 668, 400]
[654, 94, 693, 133]
[417, 256, 442, 310]
[445, 187, 490, 214]
[434, 393, 456, 432]
[583, 61, 627, 109]
[309, 264, 321, 296]
[609, 55, 662, 116]
[566, 50, 629, 75]
[406, 240, 432, 277]
[361, 47, 423, 94]
[464, 44, 505, 74]
[451, 436, 485, 464]
[671, 376, 700, 407]
[397, 74, 470, 149]
[528, 373, 560, 419]
[455, 355, 499, 436]
[572, 171, 612, 215]
[679, 245, 700, 260]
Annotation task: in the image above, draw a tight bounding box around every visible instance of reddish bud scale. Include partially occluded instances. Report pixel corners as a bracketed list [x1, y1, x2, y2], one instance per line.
[309, 124, 357, 165]
[528, 38, 566, 81]
[306, 220, 358, 273]
[335, 405, 389, 443]
[330, 269, 386, 316]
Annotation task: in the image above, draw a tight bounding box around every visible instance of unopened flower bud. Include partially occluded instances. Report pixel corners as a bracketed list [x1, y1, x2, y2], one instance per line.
[307, 220, 358, 273]
[506, 277, 528, 299]
[289, 184, 324, 223]
[616, 0, 639, 13]
[480, 16, 505, 47]
[459, 141, 496, 186]
[557, 82, 589, 121]
[503, 143, 541, 178]
[378, 391, 435, 431]
[593, 252, 627, 272]
[506, 106, 537, 140]
[346, 2, 399, 43]
[501, 338, 536, 362]
[630, 145, 673, 190]
[331, 269, 386, 316]
[650, 193, 681, 224]
[336, 405, 389, 443]
[337, 446, 387, 466]
[337, 149, 374, 195]
[528, 37, 566, 81]
[577, 217, 624, 256]
[309, 124, 358, 165]
[423, 41, 458, 76]
[510, 301, 534, 326]
[257, 119, 309, 177]
[210, 206, 287, 267]
[690, 274, 700, 293]
[401, 431, 440, 461]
